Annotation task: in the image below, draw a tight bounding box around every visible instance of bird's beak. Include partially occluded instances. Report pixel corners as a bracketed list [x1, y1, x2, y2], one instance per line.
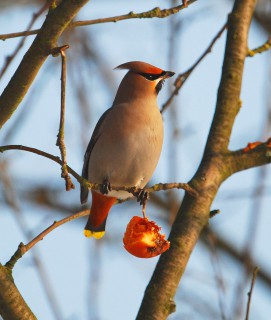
[163, 71, 175, 79]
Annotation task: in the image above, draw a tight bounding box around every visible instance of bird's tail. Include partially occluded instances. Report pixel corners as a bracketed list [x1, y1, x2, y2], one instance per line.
[84, 191, 117, 239]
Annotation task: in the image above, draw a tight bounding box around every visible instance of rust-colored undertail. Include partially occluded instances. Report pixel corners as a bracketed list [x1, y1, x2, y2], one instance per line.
[84, 190, 117, 239]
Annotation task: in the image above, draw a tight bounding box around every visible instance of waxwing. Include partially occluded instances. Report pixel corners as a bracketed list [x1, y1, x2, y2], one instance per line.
[81, 61, 175, 238]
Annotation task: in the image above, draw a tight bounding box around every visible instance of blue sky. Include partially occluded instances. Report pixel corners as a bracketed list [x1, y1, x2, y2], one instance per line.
[0, 1, 271, 319]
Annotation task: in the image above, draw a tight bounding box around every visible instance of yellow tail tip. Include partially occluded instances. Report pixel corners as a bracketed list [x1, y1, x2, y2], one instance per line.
[93, 231, 105, 239]
[84, 229, 93, 238]
[84, 229, 105, 239]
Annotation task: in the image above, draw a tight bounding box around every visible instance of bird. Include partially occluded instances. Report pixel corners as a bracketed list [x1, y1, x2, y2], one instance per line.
[80, 61, 175, 239]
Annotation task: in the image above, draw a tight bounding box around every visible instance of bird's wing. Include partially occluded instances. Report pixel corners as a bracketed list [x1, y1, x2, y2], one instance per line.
[80, 107, 113, 204]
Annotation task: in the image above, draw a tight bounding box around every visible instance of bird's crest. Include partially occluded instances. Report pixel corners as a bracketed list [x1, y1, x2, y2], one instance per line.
[115, 61, 163, 75]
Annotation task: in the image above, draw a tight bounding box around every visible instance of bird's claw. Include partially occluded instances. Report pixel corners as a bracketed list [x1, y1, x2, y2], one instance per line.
[131, 188, 149, 219]
[100, 179, 112, 194]
[136, 189, 149, 206]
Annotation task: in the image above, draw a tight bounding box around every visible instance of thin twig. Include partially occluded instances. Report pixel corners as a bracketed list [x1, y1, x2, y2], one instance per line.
[0, 1, 197, 41]
[5, 210, 89, 270]
[54, 45, 75, 191]
[245, 266, 259, 320]
[0, 2, 50, 79]
[161, 22, 227, 114]
[247, 36, 271, 57]
[0, 144, 198, 197]
[145, 182, 198, 197]
[210, 209, 220, 218]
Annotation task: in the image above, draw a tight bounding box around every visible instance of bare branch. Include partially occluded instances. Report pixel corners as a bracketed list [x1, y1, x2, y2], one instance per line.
[0, 0, 90, 129]
[0, 0, 197, 41]
[161, 22, 227, 114]
[5, 210, 89, 270]
[0, 144, 197, 197]
[247, 36, 271, 57]
[229, 139, 271, 174]
[1, 161, 64, 320]
[0, 2, 50, 79]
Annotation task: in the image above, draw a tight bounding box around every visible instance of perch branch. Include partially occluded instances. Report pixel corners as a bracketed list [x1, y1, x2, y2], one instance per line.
[0, 144, 197, 197]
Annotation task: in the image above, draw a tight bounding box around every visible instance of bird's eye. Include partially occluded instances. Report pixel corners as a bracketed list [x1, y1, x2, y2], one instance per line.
[140, 73, 160, 81]
[145, 74, 156, 81]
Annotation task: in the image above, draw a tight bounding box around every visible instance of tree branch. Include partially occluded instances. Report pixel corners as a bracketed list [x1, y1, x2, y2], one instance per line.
[0, 1, 50, 79]
[0, 144, 197, 197]
[161, 22, 227, 114]
[136, 1, 257, 319]
[0, 1, 197, 41]
[53, 45, 75, 191]
[0, 0, 90, 129]
[204, 1, 256, 154]
[247, 36, 271, 57]
[5, 210, 89, 271]
[229, 141, 271, 174]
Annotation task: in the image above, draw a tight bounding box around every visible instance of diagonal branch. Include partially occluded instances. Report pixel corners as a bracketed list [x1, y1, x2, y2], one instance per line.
[5, 210, 89, 271]
[0, 1, 50, 79]
[161, 22, 228, 114]
[0, 0, 90, 129]
[0, 264, 37, 320]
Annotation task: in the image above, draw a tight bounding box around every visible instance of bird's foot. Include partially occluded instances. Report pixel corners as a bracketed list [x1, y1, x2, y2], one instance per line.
[132, 188, 149, 218]
[100, 178, 112, 195]
[136, 189, 149, 205]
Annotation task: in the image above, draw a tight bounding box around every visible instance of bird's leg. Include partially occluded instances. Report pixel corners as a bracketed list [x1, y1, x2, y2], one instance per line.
[142, 197, 148, 219]
[133, 188, 149, 218]
[100, 178, 112, 195]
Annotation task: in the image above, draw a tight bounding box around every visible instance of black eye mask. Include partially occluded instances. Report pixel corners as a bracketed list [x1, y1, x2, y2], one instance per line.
[139, 71, 167, 81]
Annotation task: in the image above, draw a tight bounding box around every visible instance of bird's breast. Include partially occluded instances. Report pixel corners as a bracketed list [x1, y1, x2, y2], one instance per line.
[88, 102, 163, 199]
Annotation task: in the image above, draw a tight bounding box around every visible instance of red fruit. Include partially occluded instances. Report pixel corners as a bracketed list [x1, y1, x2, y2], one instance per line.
[123, 216, 170, 258]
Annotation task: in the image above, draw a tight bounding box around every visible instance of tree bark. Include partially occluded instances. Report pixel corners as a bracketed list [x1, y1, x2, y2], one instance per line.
[136, 0, 257, 319]
[0, 264, 37, 320]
